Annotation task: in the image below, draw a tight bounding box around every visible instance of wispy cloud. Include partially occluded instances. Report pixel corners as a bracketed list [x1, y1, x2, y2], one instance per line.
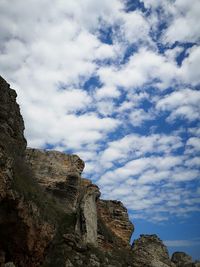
[164, 239, 200, 247]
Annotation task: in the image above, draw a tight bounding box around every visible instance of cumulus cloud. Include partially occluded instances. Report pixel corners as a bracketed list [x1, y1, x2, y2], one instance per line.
[156, 89, 200, 122]
[162, 0, 200, 44]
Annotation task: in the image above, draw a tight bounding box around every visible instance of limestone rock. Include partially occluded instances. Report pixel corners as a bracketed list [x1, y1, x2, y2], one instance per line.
[0, 76, 26, 159]
[131, 234, 175, 267]
[76, 178, 101, 246]
[26, 148, 84, 211]
[0, 77, 54, 267]
[97, 199, 134, 249]
[171, 252, 193, 266]
[5, 262, 16, 267]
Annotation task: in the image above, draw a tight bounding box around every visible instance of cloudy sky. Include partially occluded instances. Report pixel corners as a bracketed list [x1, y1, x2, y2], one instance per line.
[0, 0, 200, 259]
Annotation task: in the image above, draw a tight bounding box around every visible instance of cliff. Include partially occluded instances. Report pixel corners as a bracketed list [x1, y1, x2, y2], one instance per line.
[0, 75, 199, 267]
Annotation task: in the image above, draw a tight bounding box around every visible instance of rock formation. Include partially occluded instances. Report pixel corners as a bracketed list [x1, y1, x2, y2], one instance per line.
[25, 148, 84, 211]
[0, 75, 198, 266]
[131, 235, 176, 267]
[97, 199, 134, 250]
[171, 252, 200, 267]
[0, 76, 54, 267]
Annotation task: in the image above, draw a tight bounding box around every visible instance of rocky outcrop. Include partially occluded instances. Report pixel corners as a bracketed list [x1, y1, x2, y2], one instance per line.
[97, 200, 134, 249]
[25, 149, 101, 246]
[131, 234, 175, 267]
[25, 148, 84, 211]
[0, 76, 26, 159]
[171, 252, 200, 267]
[0, 77, 54, 267]
[76, 178, 101, 245]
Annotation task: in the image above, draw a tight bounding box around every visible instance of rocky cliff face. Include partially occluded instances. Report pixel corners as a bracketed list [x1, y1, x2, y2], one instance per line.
[0, 76, 54, 267]
[25, 148, 84, 211]
[97, 199, 134, 250]
[0, 76, 198, 267]
[131, 235, 176, 267]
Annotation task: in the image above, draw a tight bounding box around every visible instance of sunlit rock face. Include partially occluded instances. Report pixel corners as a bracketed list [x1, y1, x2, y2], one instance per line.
[25, 149, 101, 246]
[97, 199, 134, 249]
[26, 148, 84, 211]
[76, 178, 101, 245]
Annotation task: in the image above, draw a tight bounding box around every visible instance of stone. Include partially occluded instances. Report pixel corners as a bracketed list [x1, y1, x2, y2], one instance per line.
[76, 178, 101, 246]
[0, 77, 54, 267]
[131, 234, 174, 267]
[0, 250, 5, 264]
[97, 199, 134, 248]
[26, 148, 84, 211]
[171, 252, 193, 266]
[0, 76, 26, 159]
[65, 259, 74, 267]
[89, 258, 100, 267]
[5, 263, 16, 267]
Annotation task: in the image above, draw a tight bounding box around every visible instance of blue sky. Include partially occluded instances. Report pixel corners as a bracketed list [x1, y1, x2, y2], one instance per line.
[0, 0, 200, 260]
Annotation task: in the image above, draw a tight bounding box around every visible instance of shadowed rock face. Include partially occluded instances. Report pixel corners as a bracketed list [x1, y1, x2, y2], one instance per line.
[0, 76, 26, 159]
[131, 234, 175, 267]
[171, 252, 193, 267]
[0, 77, 54, 267]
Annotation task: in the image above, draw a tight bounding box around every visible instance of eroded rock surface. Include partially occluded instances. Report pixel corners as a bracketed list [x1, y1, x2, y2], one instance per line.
[0, 77, 54, 267]
[26, 148, 84, 211]
[77, 178, 101, 245]
[131, 234, 175, 267]
[97, 199, 134, 249]
[171, 251, 200, 267]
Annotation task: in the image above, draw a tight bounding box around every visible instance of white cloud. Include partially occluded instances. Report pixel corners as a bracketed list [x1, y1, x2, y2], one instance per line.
[162, 0, 200, 44]
[95, 86, 120, 100]
[180, 46, 200, 86]
[98, 48, 179, 90]
[26, 112, 120, 149]
[156, 89, 200, 122]
[164, 239, 200, 247]
[129, 109, 153, 126]
[120, 11, 151, 44]
[100, 133, 183, 168]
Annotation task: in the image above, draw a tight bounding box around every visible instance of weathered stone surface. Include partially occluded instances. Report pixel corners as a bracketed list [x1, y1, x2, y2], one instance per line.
[97, 199, 134, 248]
[0, 77, 54, 267]
[76, 178, 101, 246]
[26, 148, 84, 211]
[0, 76, 26, 159]
[131, 234, 175, 267]
[5, 262, 16, 267]
[171, 251, 193, 266]
[0, 76, 26, 201]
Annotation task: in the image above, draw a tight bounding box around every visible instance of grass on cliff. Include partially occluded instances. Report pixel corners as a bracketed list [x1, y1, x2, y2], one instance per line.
[12, 155, 76, 227]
